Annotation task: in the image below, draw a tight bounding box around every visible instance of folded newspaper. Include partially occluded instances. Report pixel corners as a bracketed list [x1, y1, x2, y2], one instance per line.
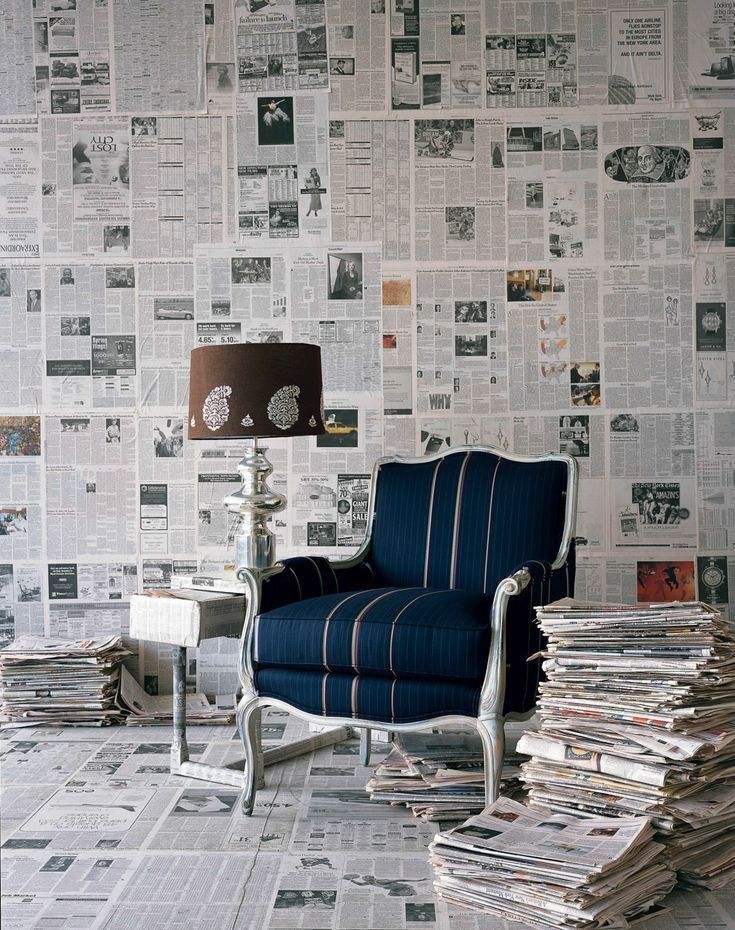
[0, 635, 132, 729]
[117, 665, 235, 726]
[366, 732, 523, 821]
[430, 797, 676, 929]
[517, 599, 735, 891]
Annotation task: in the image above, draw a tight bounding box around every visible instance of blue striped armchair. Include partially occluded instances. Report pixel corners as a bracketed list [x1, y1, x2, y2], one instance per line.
[236, 445, 578, 813]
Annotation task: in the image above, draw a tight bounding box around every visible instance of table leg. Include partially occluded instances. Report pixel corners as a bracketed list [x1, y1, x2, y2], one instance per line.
[170, 645, 189, 770]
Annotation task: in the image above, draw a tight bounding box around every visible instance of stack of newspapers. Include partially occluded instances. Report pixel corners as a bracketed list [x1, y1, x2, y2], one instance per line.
[517, 599, 735, 890]
[118, 666, 235, 726]
[430, 797, 676, 928]
[0, 635, 132, 728]
[366, 732, 523, 821]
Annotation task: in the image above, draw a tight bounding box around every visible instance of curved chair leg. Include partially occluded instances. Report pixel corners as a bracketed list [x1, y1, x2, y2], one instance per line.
[359, 728, 371, 767]
[236, 694, 261, 815]
[477, 714, 505, 805]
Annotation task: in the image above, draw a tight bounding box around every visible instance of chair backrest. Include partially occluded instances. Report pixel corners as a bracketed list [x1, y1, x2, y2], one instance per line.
[368, 447, 572, 595]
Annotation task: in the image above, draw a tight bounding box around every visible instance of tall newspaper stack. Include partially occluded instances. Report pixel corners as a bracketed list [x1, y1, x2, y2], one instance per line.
[517, 599, 735, 890]
[430, 797, 676, 928]
[366, 732, 523, 821]
[0, 635, 132, 728]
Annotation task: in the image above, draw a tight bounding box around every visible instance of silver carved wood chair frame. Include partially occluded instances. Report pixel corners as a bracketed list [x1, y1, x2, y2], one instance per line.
[235, 444, 578, 815]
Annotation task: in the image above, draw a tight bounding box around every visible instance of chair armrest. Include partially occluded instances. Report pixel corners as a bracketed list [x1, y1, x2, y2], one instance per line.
[258, 555, 377, 614]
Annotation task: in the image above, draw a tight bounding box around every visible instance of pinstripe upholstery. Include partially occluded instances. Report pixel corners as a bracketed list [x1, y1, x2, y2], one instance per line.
[255, 667, 482, 723]
[255, 586, 493, 682]
[252, 449, 574, 720]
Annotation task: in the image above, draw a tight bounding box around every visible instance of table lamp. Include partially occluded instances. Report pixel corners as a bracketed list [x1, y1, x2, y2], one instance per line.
[188, 343, 325, 574]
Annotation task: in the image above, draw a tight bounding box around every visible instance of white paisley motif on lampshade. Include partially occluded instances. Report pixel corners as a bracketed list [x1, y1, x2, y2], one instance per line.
[203, 385, 232, 431]
[267, 384, 300, 430]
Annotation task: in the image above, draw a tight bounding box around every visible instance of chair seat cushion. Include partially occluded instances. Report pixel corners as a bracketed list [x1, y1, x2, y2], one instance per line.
[255, 668, 480, 723]
[254, 586, 492, 682]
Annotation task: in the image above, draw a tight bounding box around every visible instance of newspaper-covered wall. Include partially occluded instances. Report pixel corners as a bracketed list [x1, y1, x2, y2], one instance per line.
[0, 0, 734, 699]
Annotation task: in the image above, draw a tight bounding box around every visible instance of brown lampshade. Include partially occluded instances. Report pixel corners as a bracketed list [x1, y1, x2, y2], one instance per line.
[188, 343, 326, 439]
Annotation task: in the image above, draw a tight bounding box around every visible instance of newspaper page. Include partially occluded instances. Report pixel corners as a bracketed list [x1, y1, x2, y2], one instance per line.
[0, 417, 43, 591]
[691, 108, 734, 253]
[414, 116, 506, 262]
[415, 268, 508, 418]
[0, 559, 44, 647]
[329, 118, 412, 261]
[45, 415, 137, 559]
[602, 261, 693, 409]
[41, 116, 131, 256]
[601, 111, 691, 262]
[205, 0, 236, 113]
[0, 121, 41, 260]
[610, 474, 698, 551]
[682, 0, 735, 103]
[32, 0, 112, 115]
[577, 0, 672, 108]
[575, 553, 701, 607]
[485, 1, 578, 108]
[236, 92, 330, 243]
[111, 0, 205, 113]
[46, 571, 135, 658]
[506, 264, 600, 413]
[137, 415, 197, 557]
[137, 260, 197, 413]
[696, 409, 735, 568]
[506, 116, 599, 263]
[43, 262, 137, 411]
[236, 0, 329, 93]
[327, 0, 387, 112]
[382, 276, 415, 420]
[391, 0, 483, 110]
[193, 242, 383, 556]
[0, 1, 35, 117]
[129, 116, 228, 258]
[0, 263, 43, 411]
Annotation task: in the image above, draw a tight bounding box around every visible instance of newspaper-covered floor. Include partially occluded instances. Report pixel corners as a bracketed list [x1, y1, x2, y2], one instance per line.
[0, 713, 733, 930]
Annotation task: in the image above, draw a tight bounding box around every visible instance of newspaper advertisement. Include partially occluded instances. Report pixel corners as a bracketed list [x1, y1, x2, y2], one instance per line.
[43, 262, 137, 410]
[382, 276, 415, 419]
[485, 3, 578, 108]
[45, 415, 137, 559]
[506, 117, 599, 263]
[112, 0, 205, 113]
[32, 0, 112, 115]
[327, 0, 387, 112]
[390, 0, 483, 110]
[693, 252, 734, 402]
[236, 92, 330, 243]
[684, 0, 735, 102]
[610, 477, 697, 550]
[414, 116, 506, 262]
[577, 0, 671, 107]
[0, 264, 43, 411]
[0, 121, 41, 259]
[0, 1, 36, 116]
[415, 268, 508, 417]
[41, 116, 130, 256]
[691, 108, 734, 252]
[575, 554, 701, 606]
[602, 261, 693, 409]
[601, 112, 691, 261]
[506, 265, 600, 413]
[329, 118, 412, 261]
[137, 260, 197, 412]
[236, 0, 329, 93]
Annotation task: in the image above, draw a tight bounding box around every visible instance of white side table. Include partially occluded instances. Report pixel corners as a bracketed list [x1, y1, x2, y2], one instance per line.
[131, 591, 351, 787]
